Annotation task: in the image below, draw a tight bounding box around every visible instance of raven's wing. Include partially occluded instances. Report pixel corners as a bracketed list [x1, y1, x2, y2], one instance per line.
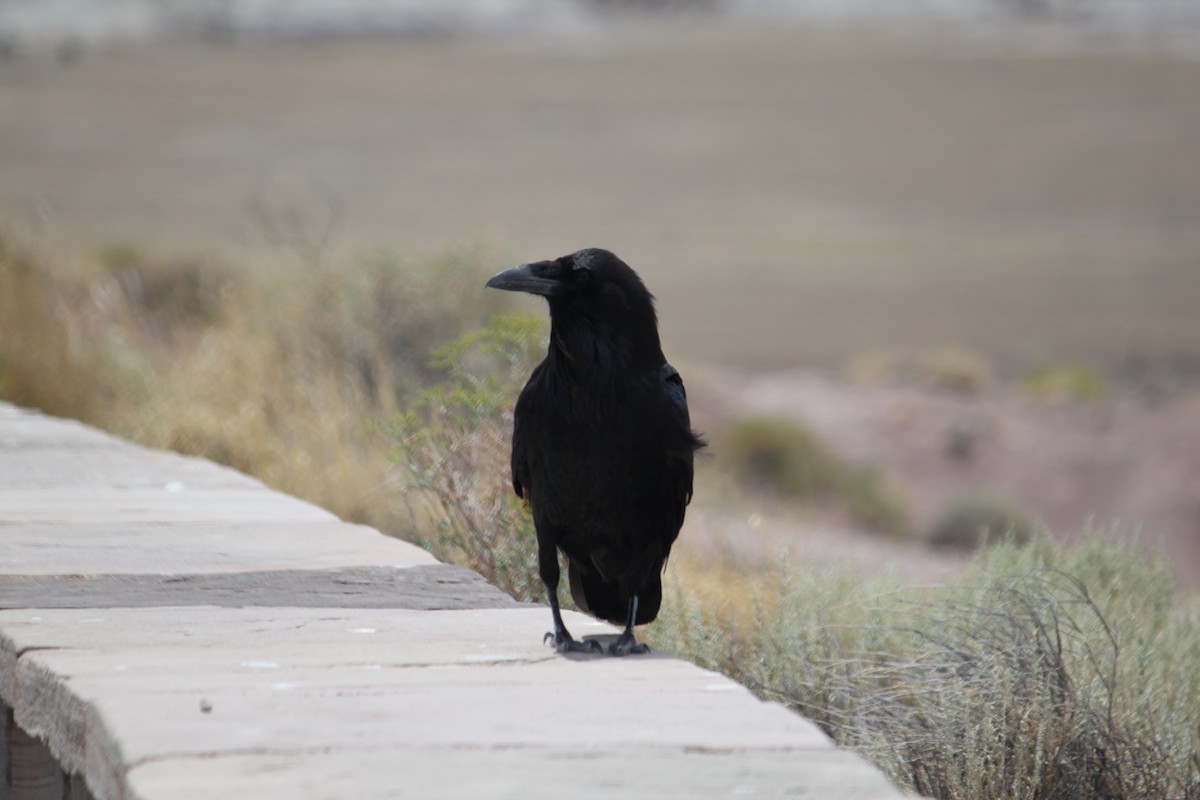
[662, 362, 699, 506]
[510, 361, 547, 500]
[511, 387, 529, 500]
[662, 362, 688, 419]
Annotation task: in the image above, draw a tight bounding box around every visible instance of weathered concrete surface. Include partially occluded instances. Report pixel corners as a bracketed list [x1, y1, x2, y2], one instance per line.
[0, 487, 338, 524]
[0, 402, 912, 799]
[1, 607, 901, 800]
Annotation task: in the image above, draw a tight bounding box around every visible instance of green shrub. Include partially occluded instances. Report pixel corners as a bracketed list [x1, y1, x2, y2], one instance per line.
[651, 533, 1200, 800]
[845, 346, 993, 394]
[928, 495, 1036, 550]
[719, 416, 908, 536]
[917, 346, 993, 394]
[841, 466, 909, 536]
[1022, 363, 1110, 403]
[721, 416, 844, 498]
[387, 313, 548, 602]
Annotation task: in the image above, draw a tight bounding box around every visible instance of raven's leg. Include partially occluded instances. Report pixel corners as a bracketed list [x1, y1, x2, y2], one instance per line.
[539, 543, 601, 654]
[609, 595, 650, 656]
[544, 587, 601, 653]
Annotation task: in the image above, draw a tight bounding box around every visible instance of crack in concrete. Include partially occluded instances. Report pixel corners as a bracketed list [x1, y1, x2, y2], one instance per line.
[0, 565, 521, 611]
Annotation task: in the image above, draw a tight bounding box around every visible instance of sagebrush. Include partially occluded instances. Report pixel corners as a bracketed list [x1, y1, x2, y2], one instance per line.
[651, 534, 1200, 800]
[386, 313, 547, 601]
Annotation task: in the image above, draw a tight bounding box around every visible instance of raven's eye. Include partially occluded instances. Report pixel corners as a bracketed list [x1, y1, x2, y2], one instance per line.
[532, 261, 564, 279]
[574, 268, 592, 287]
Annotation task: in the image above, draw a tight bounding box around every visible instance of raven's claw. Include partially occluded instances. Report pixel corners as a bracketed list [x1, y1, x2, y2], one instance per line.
[545, 630, 603, 654]
[608, 631, 650, 656]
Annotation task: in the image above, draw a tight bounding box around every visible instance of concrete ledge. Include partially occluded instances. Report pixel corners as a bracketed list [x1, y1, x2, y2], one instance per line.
[0, 402, 911, 799]
[2, 607, 902, 800]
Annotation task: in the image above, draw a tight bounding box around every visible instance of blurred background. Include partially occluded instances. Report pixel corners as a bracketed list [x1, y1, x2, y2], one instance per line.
[7, 6, 1200, 792]
[2, 0, 1199, 587]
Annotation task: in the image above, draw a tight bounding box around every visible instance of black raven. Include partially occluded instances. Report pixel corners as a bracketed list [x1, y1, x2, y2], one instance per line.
[486, 248, 703, 655]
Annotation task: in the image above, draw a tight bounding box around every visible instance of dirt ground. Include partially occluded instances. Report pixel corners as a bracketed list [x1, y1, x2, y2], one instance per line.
[683, 366, 1200, 590]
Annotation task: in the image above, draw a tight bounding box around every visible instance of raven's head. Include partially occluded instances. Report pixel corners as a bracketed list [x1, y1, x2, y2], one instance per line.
[486, 248, 663, 369]
[485, 248, 640, 297]
[486, 248, 657, 320]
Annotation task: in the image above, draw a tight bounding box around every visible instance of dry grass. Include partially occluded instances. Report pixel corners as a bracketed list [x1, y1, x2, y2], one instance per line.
[0, 237, 511, 543]
[651, 533, 1200, 800]
[0, 237, 107, 422]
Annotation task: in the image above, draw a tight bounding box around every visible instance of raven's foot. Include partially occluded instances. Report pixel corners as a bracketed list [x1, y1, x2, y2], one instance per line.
[544, 630, 603, 654]
[608, 631, 650, 656]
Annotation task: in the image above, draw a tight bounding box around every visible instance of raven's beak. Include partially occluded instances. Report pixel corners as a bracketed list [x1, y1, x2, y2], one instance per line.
[485, 263, 563, 296]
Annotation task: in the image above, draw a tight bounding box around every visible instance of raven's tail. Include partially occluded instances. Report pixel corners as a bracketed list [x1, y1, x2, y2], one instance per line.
[568, 560, 662, 626]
